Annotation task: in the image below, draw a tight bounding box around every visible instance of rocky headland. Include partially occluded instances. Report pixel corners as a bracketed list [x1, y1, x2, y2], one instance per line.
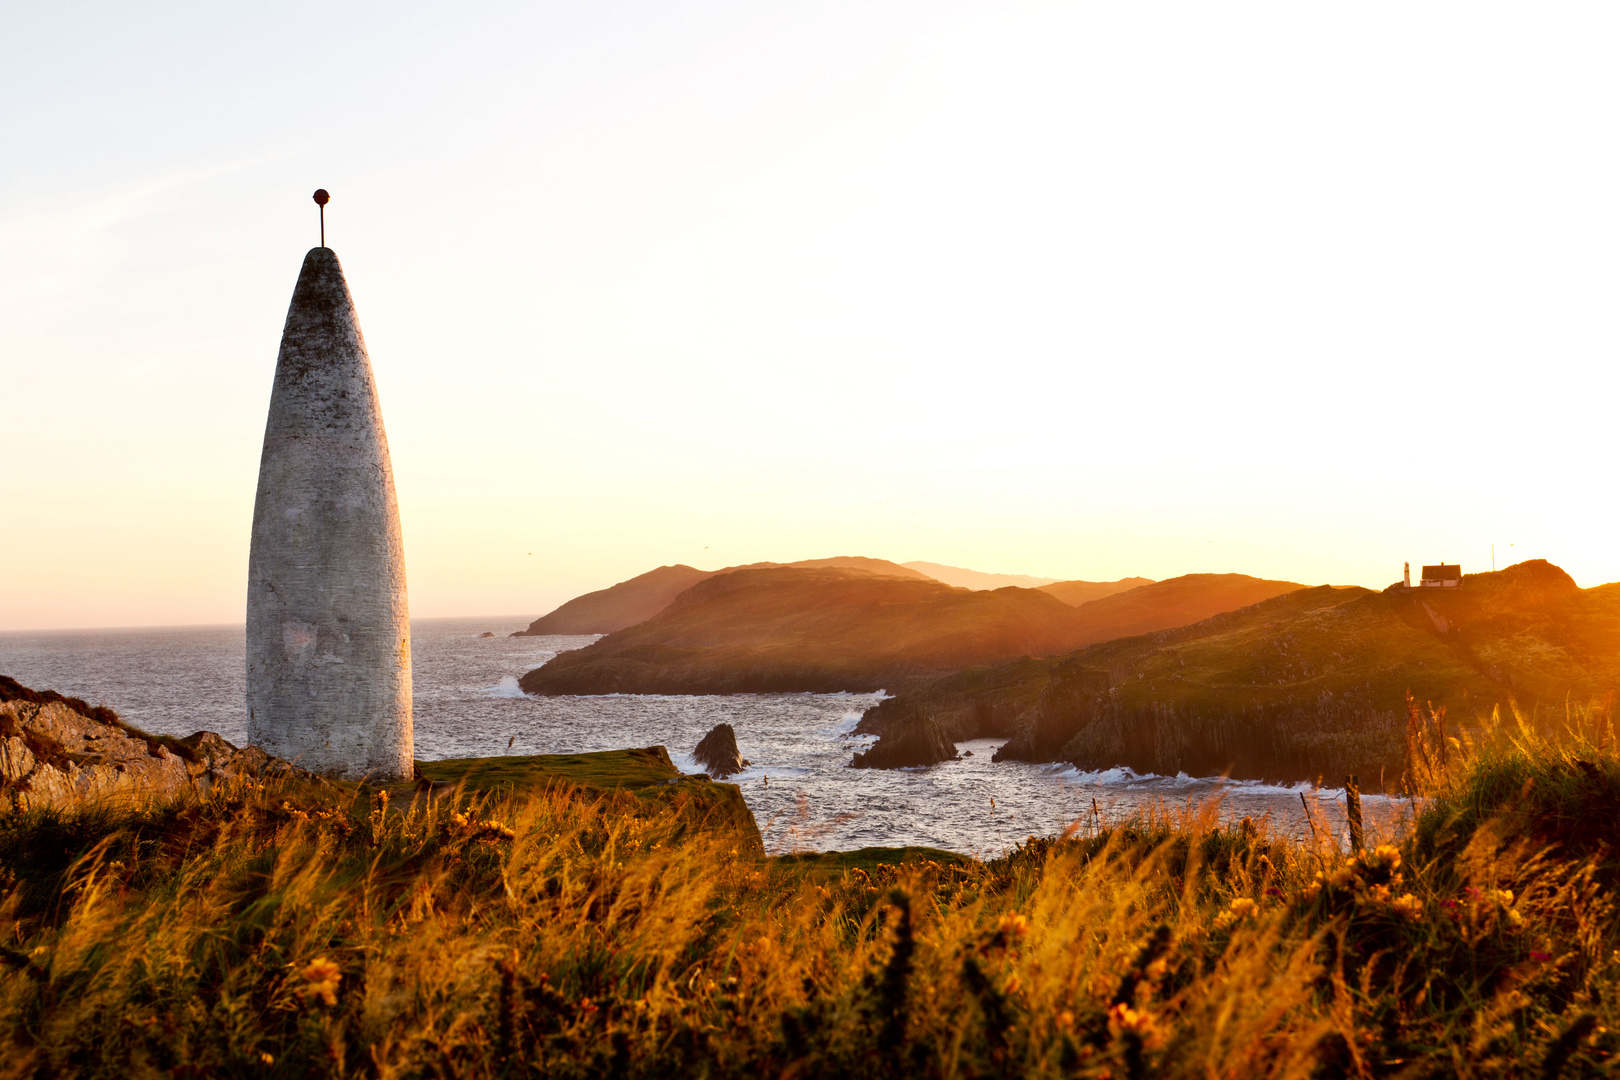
[865, 560, 1620, 788]
[513, 557, 932, 636]
[849, 713, 959, 769]
[519, 567, 1314, 699]
[517, 565, 1103, 695]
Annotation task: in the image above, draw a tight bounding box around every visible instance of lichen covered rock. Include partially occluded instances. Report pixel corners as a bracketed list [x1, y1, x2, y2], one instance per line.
[0, 678, 297, 812]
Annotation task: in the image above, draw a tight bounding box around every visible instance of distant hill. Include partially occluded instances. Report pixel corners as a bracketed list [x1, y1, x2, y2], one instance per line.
[1058, 573, 1306, 642]
[515, 556, 929, 636]
[903, 562, 1059, 591]
[518, 567, 1096, 695]
[1037, 577, 1155, 607]
[861, 560, 1620, 786]
[518, 567, 1314, 696]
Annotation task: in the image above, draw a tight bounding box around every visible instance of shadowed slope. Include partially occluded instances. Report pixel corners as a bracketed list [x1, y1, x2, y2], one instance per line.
[1060, 573, 1306, 641]
[515, 557, 930, 636]
[1037, 576, 1156, 606]
[516, 565, 714, 636]
[868, 560, 1620, 784]
[518, 567, 1094, 695]
[902, 562, 1058, 590]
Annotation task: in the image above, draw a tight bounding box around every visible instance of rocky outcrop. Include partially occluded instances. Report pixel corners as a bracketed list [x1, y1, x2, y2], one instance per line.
[0, 678, 300, 812]
[692, 723, 749, 779]
[992, 666, 1111, 763]
[850, 714, 958, 770]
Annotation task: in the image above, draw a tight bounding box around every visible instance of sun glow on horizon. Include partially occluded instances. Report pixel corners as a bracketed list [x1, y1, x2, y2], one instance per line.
[2, 3, 1618, 630]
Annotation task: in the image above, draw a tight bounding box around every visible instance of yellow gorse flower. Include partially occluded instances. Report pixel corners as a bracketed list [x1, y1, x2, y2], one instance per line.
[1390, 894, 1423, 919]
[300, 957, 341, 1006]
[1367, 845, 1402, 873]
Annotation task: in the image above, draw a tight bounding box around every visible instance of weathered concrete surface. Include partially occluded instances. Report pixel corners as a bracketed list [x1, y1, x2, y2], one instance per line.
[0, 699, 290, 812]
[247, 247, 413, 779]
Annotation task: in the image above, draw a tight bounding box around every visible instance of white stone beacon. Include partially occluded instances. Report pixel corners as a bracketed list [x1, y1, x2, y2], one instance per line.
[246, 240, 413, 779]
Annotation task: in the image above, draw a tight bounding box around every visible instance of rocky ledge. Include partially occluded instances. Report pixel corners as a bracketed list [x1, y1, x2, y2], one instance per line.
[850, 714, 958, 770]
[692, 723, 750, 779]
[0, 677, 298, 812]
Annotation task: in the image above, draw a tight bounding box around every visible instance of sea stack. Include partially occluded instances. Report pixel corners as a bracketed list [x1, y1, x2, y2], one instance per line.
[246, 246, 413, 779]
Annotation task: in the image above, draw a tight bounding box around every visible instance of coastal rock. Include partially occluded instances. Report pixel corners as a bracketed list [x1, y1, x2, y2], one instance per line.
[692, 723, 749, 779]
[0, 679, 302, 812]
[850, 714, 958, 770]
[992, 666, 1111, 763]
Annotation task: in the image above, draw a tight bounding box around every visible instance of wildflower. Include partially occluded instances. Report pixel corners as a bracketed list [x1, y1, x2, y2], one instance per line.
[1390, 894, 1423, 920]
[259, 1051, 275, 1065]
[997, 913, 1030, 938]
[475, 819, 516, 841]
[450, 811, 469, 830]
[1215, 896, 1258, 930]
[1367, 844, 1402, 873]
[300, 956, 341, 1006]
[1107, 1001, 1161, 1047]
[1057, 1009, 1075, 1029]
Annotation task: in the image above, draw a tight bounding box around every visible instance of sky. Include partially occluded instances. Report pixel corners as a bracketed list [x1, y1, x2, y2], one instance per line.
[2, 2, 1618, 630]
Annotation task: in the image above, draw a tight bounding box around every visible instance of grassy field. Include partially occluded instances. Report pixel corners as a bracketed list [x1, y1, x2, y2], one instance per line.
[2, 709, 1619, 1077]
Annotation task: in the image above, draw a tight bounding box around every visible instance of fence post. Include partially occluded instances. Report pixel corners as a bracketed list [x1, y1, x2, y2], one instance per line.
[1345, 774, 1365, 855]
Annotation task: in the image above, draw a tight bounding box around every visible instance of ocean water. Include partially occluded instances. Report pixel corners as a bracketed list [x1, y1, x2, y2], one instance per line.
[0, 617, 1406, 856]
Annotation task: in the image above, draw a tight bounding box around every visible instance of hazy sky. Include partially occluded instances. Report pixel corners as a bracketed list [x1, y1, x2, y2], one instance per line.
[3, 2, 1617, 630]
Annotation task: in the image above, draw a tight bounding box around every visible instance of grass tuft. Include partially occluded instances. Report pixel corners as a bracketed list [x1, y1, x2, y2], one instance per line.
[1, 723, 1619, 1075]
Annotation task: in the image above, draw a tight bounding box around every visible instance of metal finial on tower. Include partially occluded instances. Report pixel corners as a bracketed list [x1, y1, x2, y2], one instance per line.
[313, 189, 331, 247]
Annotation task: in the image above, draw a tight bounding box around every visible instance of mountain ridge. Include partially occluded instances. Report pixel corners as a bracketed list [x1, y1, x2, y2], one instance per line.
[517, 568, 1314, 697]
[513, 557, 929, 636]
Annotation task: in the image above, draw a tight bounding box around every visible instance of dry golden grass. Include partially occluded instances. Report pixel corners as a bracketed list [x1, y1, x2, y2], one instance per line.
[2, 710, 1618, 1077]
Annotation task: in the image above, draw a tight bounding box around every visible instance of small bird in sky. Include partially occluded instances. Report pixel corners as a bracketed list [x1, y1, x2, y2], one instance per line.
[508, 736, 516, 748]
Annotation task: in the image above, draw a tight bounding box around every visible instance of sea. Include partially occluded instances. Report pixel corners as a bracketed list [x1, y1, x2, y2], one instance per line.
[0, 617, 1408, 857]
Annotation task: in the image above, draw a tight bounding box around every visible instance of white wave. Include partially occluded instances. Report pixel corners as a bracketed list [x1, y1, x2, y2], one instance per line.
[1042, 765, 1408, 801]
[482, 676, 530, 699]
